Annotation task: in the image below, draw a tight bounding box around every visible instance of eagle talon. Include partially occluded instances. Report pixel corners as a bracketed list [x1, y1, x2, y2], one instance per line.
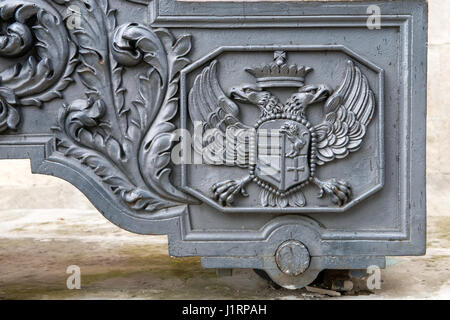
[313, 177, 352, 207]
[212, 176, 252, 206]
[318, 188, 325, 199]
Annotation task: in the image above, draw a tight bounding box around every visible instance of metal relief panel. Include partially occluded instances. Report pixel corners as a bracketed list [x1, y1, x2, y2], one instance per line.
[0, 0, 427, 288]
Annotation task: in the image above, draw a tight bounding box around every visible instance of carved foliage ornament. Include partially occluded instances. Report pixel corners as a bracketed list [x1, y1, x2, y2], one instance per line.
[0, 0, 77, 131]
[0, 0, 196, 213]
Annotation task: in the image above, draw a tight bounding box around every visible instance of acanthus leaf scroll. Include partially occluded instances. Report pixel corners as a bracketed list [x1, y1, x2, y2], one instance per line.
[49, 0, 197, 214]
[0, 0, 196, 215]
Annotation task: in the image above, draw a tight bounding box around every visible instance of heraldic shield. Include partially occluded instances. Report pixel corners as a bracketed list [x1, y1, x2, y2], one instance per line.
[256, 119, 311, 192]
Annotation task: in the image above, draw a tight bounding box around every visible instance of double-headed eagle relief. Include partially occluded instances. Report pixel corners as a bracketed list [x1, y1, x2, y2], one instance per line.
[188, 51, 375, 208]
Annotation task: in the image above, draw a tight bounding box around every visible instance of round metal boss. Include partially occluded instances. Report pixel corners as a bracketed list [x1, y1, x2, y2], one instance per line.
[275, 240, 310, 276]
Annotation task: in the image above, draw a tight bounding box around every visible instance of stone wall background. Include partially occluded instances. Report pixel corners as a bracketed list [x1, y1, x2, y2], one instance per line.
[0, 0, 448, 215]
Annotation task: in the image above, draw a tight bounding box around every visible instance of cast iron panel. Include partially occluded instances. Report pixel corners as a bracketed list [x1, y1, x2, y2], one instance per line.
[0, 0, 427, 288]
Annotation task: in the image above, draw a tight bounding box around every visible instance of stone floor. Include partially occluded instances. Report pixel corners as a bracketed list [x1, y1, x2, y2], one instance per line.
[0, 209, 449, 299]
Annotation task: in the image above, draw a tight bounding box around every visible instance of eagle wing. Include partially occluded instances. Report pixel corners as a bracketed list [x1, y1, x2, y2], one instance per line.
[314, 61, 375, 165]
[188, 61, 254, 167]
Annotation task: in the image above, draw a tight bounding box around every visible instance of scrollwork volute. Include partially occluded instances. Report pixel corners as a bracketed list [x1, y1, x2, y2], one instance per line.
[0, 20, 33, 58]
[0, 0, 78, 132]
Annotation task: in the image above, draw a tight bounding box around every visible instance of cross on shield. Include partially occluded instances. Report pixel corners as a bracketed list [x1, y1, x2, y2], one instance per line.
[256, 119, 311, 192]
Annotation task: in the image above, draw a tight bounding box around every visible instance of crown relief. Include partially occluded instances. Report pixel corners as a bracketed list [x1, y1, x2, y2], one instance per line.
[245, 51, 313, 88]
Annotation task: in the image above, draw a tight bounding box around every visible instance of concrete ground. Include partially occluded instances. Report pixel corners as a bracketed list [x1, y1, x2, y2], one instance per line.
[0, 209, 448, 300]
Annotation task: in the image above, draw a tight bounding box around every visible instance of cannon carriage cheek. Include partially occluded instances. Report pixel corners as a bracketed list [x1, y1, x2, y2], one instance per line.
[0, 0, 426, 291]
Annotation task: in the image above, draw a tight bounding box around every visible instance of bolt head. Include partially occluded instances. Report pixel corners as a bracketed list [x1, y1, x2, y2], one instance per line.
[275, 240, 310, 276]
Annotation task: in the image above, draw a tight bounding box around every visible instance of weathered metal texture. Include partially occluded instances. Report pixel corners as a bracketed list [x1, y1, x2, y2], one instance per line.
[0, 0, 427, 289]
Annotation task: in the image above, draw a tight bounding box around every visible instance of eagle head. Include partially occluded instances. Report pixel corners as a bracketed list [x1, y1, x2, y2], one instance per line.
[284, 84, 332, 117]
[296, 84, 332, 105]
[229, 84, 267, 104]
[229, 84, 282, 116]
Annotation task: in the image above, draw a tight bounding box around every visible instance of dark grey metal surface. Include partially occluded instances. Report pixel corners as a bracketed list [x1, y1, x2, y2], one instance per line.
[0, 0, 427, 289]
